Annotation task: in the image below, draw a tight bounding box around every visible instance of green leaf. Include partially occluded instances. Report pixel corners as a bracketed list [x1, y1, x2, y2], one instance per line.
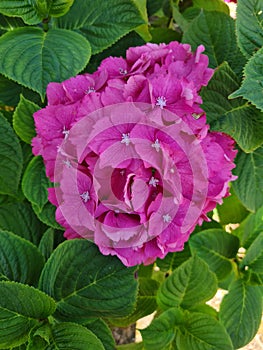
[35, 322, 105, 350]
[0, 74, 22, 106]
[38, 228, 54, 261]
[39, 240, 138, 322]
[176, 311, 233, 350]
[32, 202, 63, 230]
[0, 27, 91, 99]
[0, 113, 23, 196]
[0, 1, 43, 25]
[13, 95, 39, 144]
[241, 232, 263, 273]
[235, 206, 263, 248]
[201, 62, 263, 152]
[29, 323, 51, 348]
[189, 229, 239, 280]
[0, 230, 44, 285]
[182, 11, 246, 76]
[156, 243, 192, 273]
[219, 279, 262, 348]
[109, 277, 159, 327]
[147, 0, 163, 16]
[47, 0, 74, 17]
[85, 319, 115, 350]
[230, 47, 263, 111]
[0, 0, 74, 24]
[173, 5, 189, 32]
[157, 255, 217, 310]
[0, 281, 56, 349]
[192, 0, 229, 14]
[150, 27, 181, 44]
[232, 146, 263, 212]
[0, 201, 46, 245]
[141, 308, 184, 350]
[54, 0, 145, 54]
[133, 0, 151, 41]
[22, 156, 50, 211]
[117, 343, 143, 350]
[217, 187, 249, 225]
[236, 0, 263, 58]
[0, 14, 25, 31]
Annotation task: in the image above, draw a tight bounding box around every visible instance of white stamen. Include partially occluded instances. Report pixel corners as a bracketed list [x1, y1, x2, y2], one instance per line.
[62, 126, 69, 139]
[170, 168, 175, 174]
[149, 176, 159, 187]
[119, 68, 128, 75]
[80, 191, 90, 203]
[192, 113, 202, 119]
[156, 96, 167, 109]
[86, 87, 96, 94]
[182, 88, 193, 101]
[120, 169, 125, 176]
[63, 159, 72, 168]
[163, 214, 172, 223]
[121, 133, 131, 146]
[151, 139, 161, 152]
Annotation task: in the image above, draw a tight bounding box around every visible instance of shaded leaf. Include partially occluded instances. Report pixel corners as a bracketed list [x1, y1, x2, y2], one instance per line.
[236, 0, 263, 58]
[109, 278, 159, 327]
[32, 202, 63, 230]
[13, 95, 39, 144]
[230, 47, 263, 111]
[0, 230, 44, 285]
[219, 279, 262, 348]
[54, 0, 145, 54]
[176, 311, 233, 350]
[233, 146, 263, 211]
[22, 156, 50, 211]
[234, 206, 263, 248]
[0, 113, 23, 196]
[39, 240, 138, 322]
[85, 318, 115, 350]
[38, 228, 54, 261]
[0, 281, 56, 349]
[0, 201, 46, 245]
[0, 27, 91, 99]
[157, 255, 217, 310]
[189, 229, 239, 280]
[201, 62, 263, 152]
[0, 74, 21, 106]
[141, 308, 183, 350]
[217, 187, 249, 225]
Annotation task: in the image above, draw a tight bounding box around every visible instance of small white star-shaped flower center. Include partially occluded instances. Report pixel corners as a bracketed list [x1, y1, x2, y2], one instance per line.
[86, 87, 96, 94]
[156, 96, 167, 109]
[62, 126, 69, 139]
[151, 139, 161, 152]
[163, 214, 172, 223]
[119, 68, 128, 75]
[149, 176, 159, 187]
[80, 191, 90, 203]
[63, 159, 72, 168]
[121, 133, 131, 146]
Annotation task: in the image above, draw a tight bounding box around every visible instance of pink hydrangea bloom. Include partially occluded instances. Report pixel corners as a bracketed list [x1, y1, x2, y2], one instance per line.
[32, 41, 237, 267]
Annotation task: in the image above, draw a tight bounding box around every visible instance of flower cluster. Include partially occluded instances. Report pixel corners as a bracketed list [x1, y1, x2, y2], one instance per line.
[33, 41, 237, 266]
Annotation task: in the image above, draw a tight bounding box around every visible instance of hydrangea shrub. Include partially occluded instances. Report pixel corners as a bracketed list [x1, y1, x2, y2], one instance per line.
[0, 0, 262, 349]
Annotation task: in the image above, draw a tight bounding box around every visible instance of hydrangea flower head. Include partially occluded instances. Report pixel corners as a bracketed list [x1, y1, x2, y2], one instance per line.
[33, 41, 237, 266]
